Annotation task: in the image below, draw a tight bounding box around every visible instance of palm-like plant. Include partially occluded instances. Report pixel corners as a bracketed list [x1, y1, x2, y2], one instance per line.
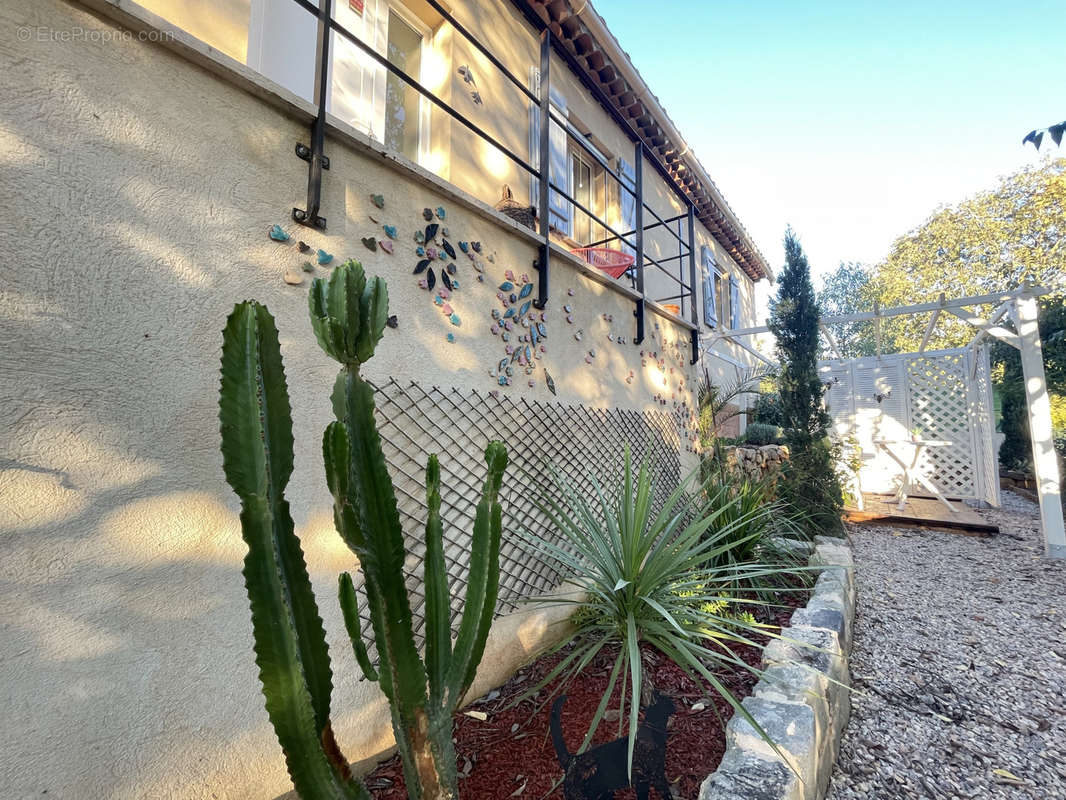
[522, 447, 798, 775]
[698, 477, 812, 598]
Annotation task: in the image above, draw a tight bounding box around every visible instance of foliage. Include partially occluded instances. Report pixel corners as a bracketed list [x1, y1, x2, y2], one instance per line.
[219, 260, 508, 800]
[816, 262, 877, 359]
[995, 295, 1066, 469]
[778, 437, 846, 536]
[768, 229, 844, 536]
[750, 388, 784, 427]
[741, 422, 787, 446]
[866, 158, 1066, 354]
[522, 449, 797, 776]
[697, 365, 775, 475]
[698, 478, 809, 596]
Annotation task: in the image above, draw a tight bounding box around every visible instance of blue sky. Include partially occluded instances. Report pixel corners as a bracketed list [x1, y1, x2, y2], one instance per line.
[598, 0, 1065, 319]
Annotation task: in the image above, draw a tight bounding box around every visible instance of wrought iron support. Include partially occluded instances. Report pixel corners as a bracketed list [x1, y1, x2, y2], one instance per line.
[688, 203, 700, 364]
[533, 29, 551, 309]
[293, 0, 332, 230]
[633, 141, 645, 345]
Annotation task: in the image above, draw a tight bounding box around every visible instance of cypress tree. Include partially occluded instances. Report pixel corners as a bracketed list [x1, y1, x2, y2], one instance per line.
[768, 229, 843, 535]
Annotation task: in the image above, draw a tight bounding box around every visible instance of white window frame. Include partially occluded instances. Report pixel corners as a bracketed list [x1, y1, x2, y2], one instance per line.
[248, 0, 431, 167]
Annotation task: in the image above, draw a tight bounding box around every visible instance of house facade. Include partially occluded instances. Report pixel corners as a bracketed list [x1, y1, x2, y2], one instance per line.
[0, 0, 771, 797]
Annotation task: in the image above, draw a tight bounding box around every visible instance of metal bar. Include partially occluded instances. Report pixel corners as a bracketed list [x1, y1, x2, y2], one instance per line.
[641, 198, 690, 250]
[634, 140, 645, 345]
[292, 0, 332, 229]
[535, 29, 550, 309]
[322, 12, 540, 180]
[584, 213, 689, 250]
[688, 203, 699, 364]
[547, 180, 638, 252]
[511, 2, 696, 213]
[422, 0, 538, 103]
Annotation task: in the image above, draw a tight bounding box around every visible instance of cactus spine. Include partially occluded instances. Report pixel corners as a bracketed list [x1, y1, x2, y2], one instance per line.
[219, 260, 507, 800]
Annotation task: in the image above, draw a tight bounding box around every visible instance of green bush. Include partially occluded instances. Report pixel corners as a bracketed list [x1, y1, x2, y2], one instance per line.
[521, 448, 798, 774]
[741, 423, 787, 446]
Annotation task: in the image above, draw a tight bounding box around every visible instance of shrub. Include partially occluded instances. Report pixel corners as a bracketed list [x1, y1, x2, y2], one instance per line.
[768, 230, 844, 536]
[521, 447, 798, 773]
[741, 422, 787, 446]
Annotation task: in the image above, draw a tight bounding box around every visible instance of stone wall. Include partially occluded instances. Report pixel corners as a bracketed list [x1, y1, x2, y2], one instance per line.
[724, 444, 790, 486]
[700, 536, 855, 800]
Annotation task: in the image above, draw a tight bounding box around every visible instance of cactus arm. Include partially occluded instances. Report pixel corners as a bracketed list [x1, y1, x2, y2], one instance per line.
[422, 454, 451, 705]
[338, 573, 379, 683]
[331, 371, 427, 707]
[446, 442, 508, 704]
[219, 302, 366, 800]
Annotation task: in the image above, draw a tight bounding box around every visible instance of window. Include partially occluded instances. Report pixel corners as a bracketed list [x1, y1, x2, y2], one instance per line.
[570, 147, 610, 245]
[702, 246, 718, 327]
[571, 152, 593, 244]
[529, 69, 570, 235]
[248, 0, 430, 164]
[729, 275, 741, 329]
[384, 9, 423, 162]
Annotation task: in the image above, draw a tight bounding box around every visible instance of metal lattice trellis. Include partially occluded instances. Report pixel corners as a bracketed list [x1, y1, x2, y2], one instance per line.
[355, 378, 683, 662]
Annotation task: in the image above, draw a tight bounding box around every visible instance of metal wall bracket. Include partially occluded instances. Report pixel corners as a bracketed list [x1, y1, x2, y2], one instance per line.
[295, 142, 330, 170]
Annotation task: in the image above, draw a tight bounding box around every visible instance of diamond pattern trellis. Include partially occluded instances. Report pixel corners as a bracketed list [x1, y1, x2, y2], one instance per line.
[351, 377, 682, 663]
[905, 352, 976, 498]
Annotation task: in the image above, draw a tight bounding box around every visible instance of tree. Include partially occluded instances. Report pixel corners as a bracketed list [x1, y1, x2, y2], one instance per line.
[868, 158, 1066, 354]
[817, 262, 877, 359]
[768, 229, 843, 534]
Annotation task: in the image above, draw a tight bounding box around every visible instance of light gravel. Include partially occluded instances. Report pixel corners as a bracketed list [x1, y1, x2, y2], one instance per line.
[825, 490, 1066, 800]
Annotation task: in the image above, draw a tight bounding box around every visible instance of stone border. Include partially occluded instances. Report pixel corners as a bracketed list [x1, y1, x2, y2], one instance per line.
[699, 536, 856, 800]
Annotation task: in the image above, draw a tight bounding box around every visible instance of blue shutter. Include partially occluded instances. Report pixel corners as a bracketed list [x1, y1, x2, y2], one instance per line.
[702, 246, 717, 327]
[618, 157, 636, 257]
[528, 69, 569, 235]
[729, 275, 740, 329]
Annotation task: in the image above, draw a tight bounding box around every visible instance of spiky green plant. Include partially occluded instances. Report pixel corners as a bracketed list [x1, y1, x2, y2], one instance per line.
[521, 447, 799, 776]
[698, 478, 812, 598]
[219, 260, 507, 800]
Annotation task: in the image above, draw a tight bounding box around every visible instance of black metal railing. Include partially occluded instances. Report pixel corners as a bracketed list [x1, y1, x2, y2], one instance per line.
[287, 0, 700, 362]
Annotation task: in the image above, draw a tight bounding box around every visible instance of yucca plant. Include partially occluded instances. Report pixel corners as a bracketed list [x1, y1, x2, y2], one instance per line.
[521, 447, 800, 775]
[219, 260, 507, 800]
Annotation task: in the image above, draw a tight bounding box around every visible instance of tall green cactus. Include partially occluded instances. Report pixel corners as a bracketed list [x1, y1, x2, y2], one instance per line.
[219, 260, 508, 800]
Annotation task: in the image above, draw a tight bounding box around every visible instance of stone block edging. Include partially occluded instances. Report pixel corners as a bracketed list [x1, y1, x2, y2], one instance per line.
[699, 535, 855, 800]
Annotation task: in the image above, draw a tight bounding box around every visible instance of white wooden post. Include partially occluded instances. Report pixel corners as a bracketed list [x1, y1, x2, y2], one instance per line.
[1014, 290, 1066, 558]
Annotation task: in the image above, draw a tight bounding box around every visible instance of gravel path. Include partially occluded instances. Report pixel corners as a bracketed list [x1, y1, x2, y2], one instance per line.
[826, 490, 1066, 799]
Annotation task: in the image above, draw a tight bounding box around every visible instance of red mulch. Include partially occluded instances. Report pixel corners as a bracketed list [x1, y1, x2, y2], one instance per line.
[362, 593, 804, 800]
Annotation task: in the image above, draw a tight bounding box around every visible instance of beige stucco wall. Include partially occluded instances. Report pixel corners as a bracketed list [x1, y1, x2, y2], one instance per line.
[129, 0, 763, 341]
[0, 1, 719, 798]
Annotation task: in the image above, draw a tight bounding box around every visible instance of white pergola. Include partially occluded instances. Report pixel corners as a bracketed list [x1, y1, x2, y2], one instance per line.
[705, 283, 1065, 559]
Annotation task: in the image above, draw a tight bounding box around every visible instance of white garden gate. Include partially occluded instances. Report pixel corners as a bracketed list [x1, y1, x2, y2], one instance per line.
[705, 284, 1064, 558]
[817, 347, 1000, 506]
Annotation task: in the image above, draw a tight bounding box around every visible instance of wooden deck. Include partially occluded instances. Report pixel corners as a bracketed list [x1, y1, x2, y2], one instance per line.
[844, 493, 999, 535]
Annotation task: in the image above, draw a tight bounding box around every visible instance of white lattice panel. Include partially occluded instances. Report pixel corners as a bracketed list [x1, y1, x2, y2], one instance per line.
[819, 347, 998, 504]
[905, 353, 975, 498]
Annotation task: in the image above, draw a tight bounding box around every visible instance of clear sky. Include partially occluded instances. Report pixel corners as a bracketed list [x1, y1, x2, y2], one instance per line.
[596, 0, 1066, 321]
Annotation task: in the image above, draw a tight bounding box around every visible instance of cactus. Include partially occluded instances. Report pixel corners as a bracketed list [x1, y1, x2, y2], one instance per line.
[219, 260, 507, 800]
